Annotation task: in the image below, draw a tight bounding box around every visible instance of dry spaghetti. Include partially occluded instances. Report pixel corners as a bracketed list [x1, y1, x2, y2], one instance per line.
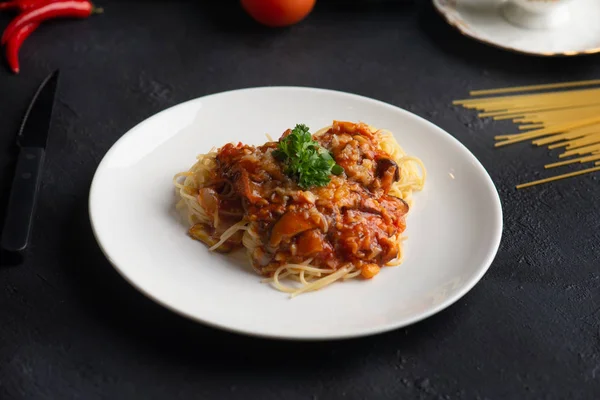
[454, 79, 600, 188]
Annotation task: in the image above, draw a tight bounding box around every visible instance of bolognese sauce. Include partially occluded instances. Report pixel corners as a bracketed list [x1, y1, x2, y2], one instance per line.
[189, 121, 410, 280]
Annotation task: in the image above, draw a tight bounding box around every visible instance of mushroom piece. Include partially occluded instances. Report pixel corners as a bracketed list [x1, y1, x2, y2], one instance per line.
[376, 158, 401, 192]
[381, 195, 410, 216]
[376, 158, 400, 182]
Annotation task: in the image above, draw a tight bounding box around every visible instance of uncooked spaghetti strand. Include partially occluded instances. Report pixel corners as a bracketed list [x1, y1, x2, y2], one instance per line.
[513, 109, 600, 127]
[533, 125, 600, 146]
[547, 140, 573, 150]
[481, 101, 600, 119]
[545, 154, 600, 169]
[545, 131, 600, 149]
[495, 128, 566, 145]
[493, 102, 600, 120]
[454, 89, 581, 107]
[519, 124, 545, 131]
[495, 116, 600, 147]
[455, 87, 600, 108]
[566, 140, 600, 152]
[519, 107, 600, 125]
[564, 134, 600, 150]
[559, 143, 600, 158]
[492, 112, 528, 121]
[469, 79, 600, 96]
[548, 137, 600, 151]
[516, 166, 600, 189]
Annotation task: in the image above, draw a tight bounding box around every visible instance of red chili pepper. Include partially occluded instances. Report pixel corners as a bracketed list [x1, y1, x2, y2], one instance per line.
[0, 0, 23, 11]
[1, 0, 102, 45]
[0, 0, 55, 12]
[5, 21, 38, 74]
[0, 1, 19, 11]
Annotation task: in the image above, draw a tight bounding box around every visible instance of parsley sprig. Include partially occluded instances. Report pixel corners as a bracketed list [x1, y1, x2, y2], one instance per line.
[272, 124, 344, 189]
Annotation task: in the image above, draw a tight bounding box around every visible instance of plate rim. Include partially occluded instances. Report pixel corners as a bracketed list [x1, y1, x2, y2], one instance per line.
[432, 0, 600, 57]
[89, 86, 503, 341]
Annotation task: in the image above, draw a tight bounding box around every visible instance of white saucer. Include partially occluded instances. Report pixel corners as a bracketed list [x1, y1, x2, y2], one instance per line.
[433, 0, 600, 56]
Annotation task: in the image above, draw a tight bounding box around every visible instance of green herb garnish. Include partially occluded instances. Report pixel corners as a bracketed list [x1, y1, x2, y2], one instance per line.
[272, 124, 344, 189]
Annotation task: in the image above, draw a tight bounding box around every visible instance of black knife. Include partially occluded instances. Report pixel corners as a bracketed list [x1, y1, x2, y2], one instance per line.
[1, 70, 60, 255]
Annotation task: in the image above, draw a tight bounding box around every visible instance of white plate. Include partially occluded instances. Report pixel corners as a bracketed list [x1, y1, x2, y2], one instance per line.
[433, 0, 600, 56]
[89, 87, 502, 340]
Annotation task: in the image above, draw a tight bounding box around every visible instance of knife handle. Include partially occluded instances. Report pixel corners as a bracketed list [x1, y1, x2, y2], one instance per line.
[1, 147, 45, 253]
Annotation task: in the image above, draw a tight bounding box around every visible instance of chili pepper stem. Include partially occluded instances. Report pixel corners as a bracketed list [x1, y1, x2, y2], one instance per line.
[92, 6, 103, 14]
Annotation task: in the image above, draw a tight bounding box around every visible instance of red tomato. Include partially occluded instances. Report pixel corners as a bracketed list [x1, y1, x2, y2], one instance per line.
[241, 0, 316, 27]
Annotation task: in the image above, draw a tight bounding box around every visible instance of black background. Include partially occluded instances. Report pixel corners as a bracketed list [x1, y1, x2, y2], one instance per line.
[1, 1, 599, 399]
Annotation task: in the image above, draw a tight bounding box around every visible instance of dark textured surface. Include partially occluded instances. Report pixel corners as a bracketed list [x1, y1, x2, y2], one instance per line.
[1, 1, 599, 399]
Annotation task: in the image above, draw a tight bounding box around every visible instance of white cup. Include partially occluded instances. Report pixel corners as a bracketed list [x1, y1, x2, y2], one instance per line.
[502, 0, 577, 30]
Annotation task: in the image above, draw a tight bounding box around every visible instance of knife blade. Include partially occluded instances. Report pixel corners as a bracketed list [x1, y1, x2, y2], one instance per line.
[1, 70, 60, 255]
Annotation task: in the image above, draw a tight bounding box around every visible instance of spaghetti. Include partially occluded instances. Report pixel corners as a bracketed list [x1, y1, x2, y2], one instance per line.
[453, 80, 600, 188]
[174, 121, 425, 297]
